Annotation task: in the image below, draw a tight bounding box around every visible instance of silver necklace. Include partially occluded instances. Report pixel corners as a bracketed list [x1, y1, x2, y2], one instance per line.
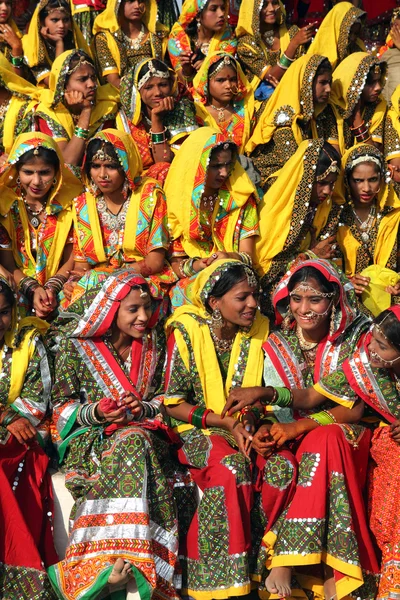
[262, 29, 275, 48]
[123, 24, 146, 50]
[352, 203, 376, 243]
[97, 196, 130, 247]
[23, 198, 46, 228]
[208, 325, 235, 354]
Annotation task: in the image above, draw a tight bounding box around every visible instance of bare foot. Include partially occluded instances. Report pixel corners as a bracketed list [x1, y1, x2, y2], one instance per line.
[108, 558, 132, 586]
[265, 566, 292, 597]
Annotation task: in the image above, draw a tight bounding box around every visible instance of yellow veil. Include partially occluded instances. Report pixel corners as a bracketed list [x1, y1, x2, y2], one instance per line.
[36, 50, 119, 141]
[255, 139, 338, 276]
[246, 54, 327, 153]
[165, 259, 270, 428]
[164, 126, 257, 258]
[192, 51, 254, 153]
[306, 2, 366, 69]
[0, 54, 40, 154]
[385, 86, 400, 161]
[22, 0, 91, 74]
[0, 132, 82, 280]
[334, 144, 400, 278]
[330, 52, 387, 154]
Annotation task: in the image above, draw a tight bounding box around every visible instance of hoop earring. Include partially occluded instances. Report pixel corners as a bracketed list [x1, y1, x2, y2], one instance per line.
[211, 308, 224, 329]
[16, 176, 20, 185]
[53, 178, 57, 185]
[139, 4, 145, 13]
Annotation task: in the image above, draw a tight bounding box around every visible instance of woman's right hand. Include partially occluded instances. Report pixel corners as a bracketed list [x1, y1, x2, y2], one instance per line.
[6, 417, 37, 444]
[0, 265, 15, 290]
[225, 417, 253, 456]
[291, 22, 317, 47]
[311, 234, 337, 259]
[222, 386, 269, 417]
[95, 402, 127, 424]
[251, 423, 275, 458]
[349, 273, 370, 295]
[390, 420, 400, 444]
[33, 286, 57, 318]
[64, 90, 93, 112]
[180, 52, 195, 77]
[40, 26, 64, 45]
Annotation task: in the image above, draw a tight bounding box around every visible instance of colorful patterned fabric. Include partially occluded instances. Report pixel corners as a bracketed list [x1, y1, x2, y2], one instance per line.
[0, 133, 82, 289]
[48, 269, 179, 600]
[167, 0, 237, 72]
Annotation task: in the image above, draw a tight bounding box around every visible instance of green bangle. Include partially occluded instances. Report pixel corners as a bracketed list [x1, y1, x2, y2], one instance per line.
[183, 257, 198, 277]
[10, 54, 24, 67]
[278, 54, 292, 70]
[74, 126, 89, 140]
[1, 409, 18, 427]
[150, 131, 166, 144]
[191, 407, 205, 429]
[308, 410, 336, 426]
[275, 387, 293, 407]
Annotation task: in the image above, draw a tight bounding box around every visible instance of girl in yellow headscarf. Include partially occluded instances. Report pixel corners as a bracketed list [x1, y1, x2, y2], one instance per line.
[0, 53, 40, 160]
[0, 0, 24, 71]
[35, 50, 119, 167]
[117, 57, 198, 184]
[93, 0, 167, 89]
[384, 86, 400, 193]
[377, 8, 400, 104]
[164, 258, 298, 600]
[164, 127, 259, 309]
[334, 144, 400, 313]
[193, 52, 254, 153]
[246, 54, 338, 191]
[236, 0, 310, 95]
[255, 139, 342, 316]
[0, 276, 59, 599]
[66, 128, 176, 307]
[329, 53, 386, 154]
[0, 132, 82, 319]
[168, 0, 237, 85]
[22, 0, 91, 87]
[306, 1, 366, 70]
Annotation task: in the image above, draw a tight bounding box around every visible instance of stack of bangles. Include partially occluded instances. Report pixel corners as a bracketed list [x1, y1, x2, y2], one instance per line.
[239, 251, 252, 266]
[150, 127, 167, 147]
[74, 126, 90, 140]
[77, 403, 107, 427]
[19, 276, 40, 302]
[179, 257, 198, 278]
[264, 386, 294, 408]
[239, 405, 262, 423]
[350, 120, 371, 143]
[278, 52, 295, 70]
[10, 54, 24, 68]
[44, 274, 68, 295]
[0, 406, 20, 428]
[308, 409, 337, 426]
[188, 406, 214, 429]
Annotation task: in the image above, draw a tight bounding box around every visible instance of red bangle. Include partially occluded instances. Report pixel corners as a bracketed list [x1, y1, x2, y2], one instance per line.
[188, 405, 197, 425]
[202, 408, 213, 428]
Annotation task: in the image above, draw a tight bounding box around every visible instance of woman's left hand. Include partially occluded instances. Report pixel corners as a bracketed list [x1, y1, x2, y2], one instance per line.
[386, 283, 400, 296]
[0, 24, 22, 53]
[119, 391, 144, 419]
[151, 96, 175, 118]
[205, 251, 230, 266]
[390, 420, 400, 444]
[269, 422, 302, 447]
[6, 417, 37, 444]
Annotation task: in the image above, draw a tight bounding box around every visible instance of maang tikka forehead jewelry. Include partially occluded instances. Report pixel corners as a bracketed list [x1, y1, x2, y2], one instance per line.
[289, 282, 335, 298]
[92, 143, 115, 163]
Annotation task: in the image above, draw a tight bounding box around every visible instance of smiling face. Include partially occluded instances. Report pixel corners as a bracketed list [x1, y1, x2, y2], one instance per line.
[64, 63, 97, 102]
[208, 65, 237, 105]
[368, 325, 400, 369]
[209, 278, 258, 329]
[348, 162, 381, 206]
[0, 292, 12, 343]
[114, 288, 152, 339]
[199, 0, 226, 33]
[18, 156, 57, 202]
[139, 75, 172, 109]
[260, 0, 281, 26]
[43, 8, 71, 37]
[289, 277, 333, 335]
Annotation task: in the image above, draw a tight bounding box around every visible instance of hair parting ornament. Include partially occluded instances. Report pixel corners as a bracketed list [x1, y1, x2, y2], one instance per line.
[210, 55, 237, 79]
[348, 154, 382, 172]
[92, 143, 116, 164]
[47, 1, 69, 15]
[316, 148, 340, 182]
[243, 265, 258, 288]
[137, 60, 170, 90]
[137, 285, 148, 298]
[67, 55, 93, 76]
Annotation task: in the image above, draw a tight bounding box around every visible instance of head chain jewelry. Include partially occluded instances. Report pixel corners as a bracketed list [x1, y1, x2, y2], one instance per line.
[137, 285, 148, 298]
[243, 265, 258, 288]
[371, 315, 400, 365]
[67, 55, 93, 76]
[47, 1, 69, 16]
[210, 55, 237, 79]
[137, 60, 170, 90]
[92, 142, 116, 164]
[347, 154, 382, 172]
[289, 283, 335, 298]
[316, 148, 340, 182]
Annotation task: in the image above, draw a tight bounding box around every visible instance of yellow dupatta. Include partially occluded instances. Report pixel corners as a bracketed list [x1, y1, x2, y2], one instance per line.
[385, 86, 400, 161]
[73, 128, 162, 264]
[0, 132, 82, 280]
[246, 54, 327, 153]
[255, 139, 337, 276]
[334, 144, 400, 278]
[164, 126, 257, 258]
[92, 0, 165, 74]
[192, 52, 254, 153]
[235, 0, 291, 88]
[0, 54, 40, 154]
[165, 259, 270, 431]
[36, 50, 119, 141]
[306, 2, 366, 69]
[330, 53, 387, 154]
[22, 0, 91, 76]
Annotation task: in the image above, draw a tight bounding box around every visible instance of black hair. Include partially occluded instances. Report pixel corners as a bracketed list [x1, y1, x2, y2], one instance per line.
[16, 146, 60, 173]
[209, 141, 238, 164]
[287, 266, 338, 296]
[208, 56, 237, 78]
[315, 58, 332, 77]
[0, 281, 15, 309]
[84, 139, 122, 178]
[39, 0, 71, 23]
[137, 58, 170, 84]
[366, 62, 385, 85]
[374, 310, 400, 353]
[316, 142, 341, 180]
[205, 264, 258, 312]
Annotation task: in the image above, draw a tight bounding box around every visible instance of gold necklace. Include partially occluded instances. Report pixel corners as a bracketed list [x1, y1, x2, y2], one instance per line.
[296, 324, 319, 352]
[210, 103, 230, 124]
[208, 325, 235, 354]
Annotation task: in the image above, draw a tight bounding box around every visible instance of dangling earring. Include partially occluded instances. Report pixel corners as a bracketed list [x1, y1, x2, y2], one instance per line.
[53, 178, 57, 185]
[283, 308, 293, 332]
[90, 179, 99, 197]
[211, 307, 224, 329]
[329, 302, 336, 336]
[121, 178, 130, 201]
[196, 19, 201, 29]
[16, 176, 20, 185]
